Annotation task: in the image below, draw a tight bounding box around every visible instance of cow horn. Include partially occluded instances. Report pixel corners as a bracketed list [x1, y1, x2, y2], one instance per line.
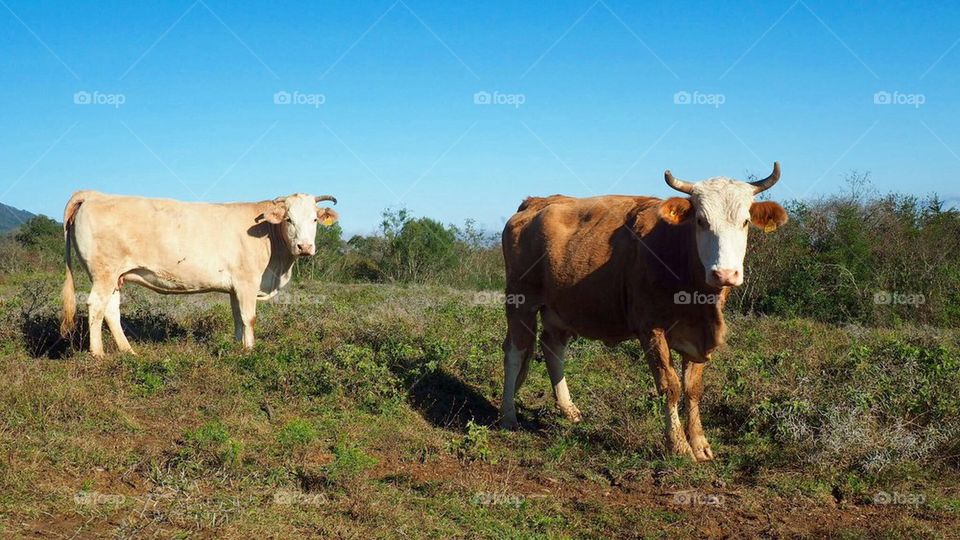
[664, 170, 695, 194]
[749, 162, 781, 194]
[315, 195, 337, 205]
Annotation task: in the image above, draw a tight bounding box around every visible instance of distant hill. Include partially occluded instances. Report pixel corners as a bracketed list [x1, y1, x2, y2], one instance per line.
[0, 203, 36, 233]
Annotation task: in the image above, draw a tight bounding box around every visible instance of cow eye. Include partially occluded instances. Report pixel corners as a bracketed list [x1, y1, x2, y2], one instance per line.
[697, 217, 707, 228]
[743, 219, 750, 228]
[285, 218, 292, 223]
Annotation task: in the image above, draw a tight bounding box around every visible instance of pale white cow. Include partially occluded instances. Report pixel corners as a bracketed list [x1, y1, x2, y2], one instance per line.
[59, 191, 339, 357]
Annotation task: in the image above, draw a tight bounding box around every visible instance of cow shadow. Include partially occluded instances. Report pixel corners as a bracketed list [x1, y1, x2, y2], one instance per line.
[21, 310, 195, 359]
[404, 369, 500, 433]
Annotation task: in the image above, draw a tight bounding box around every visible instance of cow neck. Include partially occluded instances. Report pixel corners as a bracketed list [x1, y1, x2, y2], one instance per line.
[264, 221, 296, 290]
[636, 217, 728, 331]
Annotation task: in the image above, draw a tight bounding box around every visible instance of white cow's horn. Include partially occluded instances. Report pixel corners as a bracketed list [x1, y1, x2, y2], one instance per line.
[749, 162, 781, 194]
[315, 195, 337, 205]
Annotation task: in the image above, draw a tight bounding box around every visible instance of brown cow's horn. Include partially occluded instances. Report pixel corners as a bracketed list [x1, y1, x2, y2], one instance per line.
[664, 170, 695, 194]
[749, 162, 781, 194]
[315, 195, 337, 205]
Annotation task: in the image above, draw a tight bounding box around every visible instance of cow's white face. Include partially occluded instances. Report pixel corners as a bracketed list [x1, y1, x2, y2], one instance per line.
[262, 194, 339, 256]
[691, 179, 755, 287]
[658, 165, 788, 289]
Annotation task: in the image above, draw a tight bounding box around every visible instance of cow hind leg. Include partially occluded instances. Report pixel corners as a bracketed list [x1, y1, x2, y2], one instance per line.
[86, 279, 115, 359]
[104, 289, 135, 355]
[541, 324, 580, 423]
[500, 307, 536, 430]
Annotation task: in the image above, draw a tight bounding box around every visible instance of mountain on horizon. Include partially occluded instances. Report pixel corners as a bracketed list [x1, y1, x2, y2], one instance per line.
[0, 203, 36, 233]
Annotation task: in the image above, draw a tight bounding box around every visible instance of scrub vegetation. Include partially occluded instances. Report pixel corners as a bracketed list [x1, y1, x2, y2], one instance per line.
[1, 177, 958, 537]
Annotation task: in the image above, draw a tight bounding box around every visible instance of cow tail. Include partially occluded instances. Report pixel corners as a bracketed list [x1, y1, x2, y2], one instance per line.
[60, 193, 85, 337]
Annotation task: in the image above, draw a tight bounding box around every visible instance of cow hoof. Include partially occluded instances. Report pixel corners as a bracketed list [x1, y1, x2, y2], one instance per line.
[689, 437, 715, 462]
[500, 416, 520, 431]
[669, 437, 696, 460]
[560, 404, 583, 424]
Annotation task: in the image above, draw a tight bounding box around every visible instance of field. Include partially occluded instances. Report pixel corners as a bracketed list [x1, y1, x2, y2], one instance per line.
[1, 269, 959, 538]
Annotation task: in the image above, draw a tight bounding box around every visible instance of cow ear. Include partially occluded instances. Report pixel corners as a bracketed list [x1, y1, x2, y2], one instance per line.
[659, 197, 693, 225]
[750, 201, 788, 232]
[258, 204, 286, 224]
[317, 207, 339, 226]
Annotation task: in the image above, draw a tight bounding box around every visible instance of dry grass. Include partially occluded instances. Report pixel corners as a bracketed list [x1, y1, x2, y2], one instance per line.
[0, 276, 958, 538]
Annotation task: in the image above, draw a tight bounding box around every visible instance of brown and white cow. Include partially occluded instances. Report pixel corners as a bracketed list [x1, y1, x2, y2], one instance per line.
[60, 191, 339, 357]
[500, 163, 788, 461]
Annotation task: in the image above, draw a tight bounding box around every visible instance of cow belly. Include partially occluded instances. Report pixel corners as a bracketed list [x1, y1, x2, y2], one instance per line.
[542, 306, 634, 344]
[122, 268, 230, 294]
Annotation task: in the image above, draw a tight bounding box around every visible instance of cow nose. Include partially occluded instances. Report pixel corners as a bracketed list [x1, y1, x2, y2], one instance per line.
[711, 269, 741, 286]
[296, 243, 314, 255]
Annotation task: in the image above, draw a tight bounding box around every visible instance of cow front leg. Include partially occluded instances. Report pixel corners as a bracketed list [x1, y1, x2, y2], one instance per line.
[682, 356, 714, 462]
[229, 293, 244, 343]
[642, 329, 694, 459]
[231, 287, 258, 349]
[542, 326, 580, 423]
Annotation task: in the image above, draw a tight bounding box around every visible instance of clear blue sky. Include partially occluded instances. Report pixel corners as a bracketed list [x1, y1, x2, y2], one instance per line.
[1, 0, 958, 235]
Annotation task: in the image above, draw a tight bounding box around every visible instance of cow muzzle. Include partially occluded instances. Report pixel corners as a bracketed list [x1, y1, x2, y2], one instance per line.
[709, 268, 742, 287]
[296, 243, 316, 256]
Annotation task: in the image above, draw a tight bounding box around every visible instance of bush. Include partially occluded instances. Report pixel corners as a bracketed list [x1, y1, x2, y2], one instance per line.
[276, 419, 319, 457]
[732, 172, 960, 326]
[181, 421, 243, 468]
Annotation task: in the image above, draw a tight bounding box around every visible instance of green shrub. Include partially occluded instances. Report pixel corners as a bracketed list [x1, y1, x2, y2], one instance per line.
[449, 420, 492, 462]
[276, 419, 319, 454]
[322, 439, 377, 486]
[181, 421, 243, 468]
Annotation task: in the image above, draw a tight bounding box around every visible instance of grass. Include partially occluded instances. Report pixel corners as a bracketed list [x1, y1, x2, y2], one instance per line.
[0, 274, 958, 538]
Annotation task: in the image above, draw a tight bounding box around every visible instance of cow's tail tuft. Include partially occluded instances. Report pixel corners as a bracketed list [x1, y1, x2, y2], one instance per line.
[60, 192, 86, 337]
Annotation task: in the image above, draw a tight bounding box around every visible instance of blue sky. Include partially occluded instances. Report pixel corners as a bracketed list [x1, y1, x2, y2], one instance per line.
[1, 0, 958, 235]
